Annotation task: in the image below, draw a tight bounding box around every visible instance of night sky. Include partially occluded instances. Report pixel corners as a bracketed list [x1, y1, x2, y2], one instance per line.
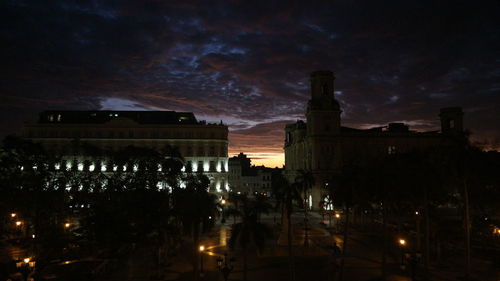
[1, 1, 499, 167]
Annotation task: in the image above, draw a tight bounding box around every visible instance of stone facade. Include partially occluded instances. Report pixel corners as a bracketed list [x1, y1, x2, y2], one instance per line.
[285, 71, 465, 209]
[22, 110, 229, 192]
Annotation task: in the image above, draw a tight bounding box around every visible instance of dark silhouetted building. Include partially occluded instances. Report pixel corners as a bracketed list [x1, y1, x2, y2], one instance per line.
[285, 71, 465, 209]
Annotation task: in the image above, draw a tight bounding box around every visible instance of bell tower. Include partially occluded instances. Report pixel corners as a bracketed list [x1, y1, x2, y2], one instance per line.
[306, 70, 341, 136]
[305, 71, 342, 210]
[439, 107, 464, 134]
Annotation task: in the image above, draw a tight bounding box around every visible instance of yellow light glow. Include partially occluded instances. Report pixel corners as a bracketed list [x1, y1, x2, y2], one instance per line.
[15, 221, 22, 226]
[23, 257, 30, 263]
[399, 239, 406, 246]
[11, 213, 17, 218]
[199, 245, 205, 252]
[221, 199, 226, 205]
[415, 211, 419, 215]
[335, 213, 340, 219]
[64, 223, 71, 228]
[32, 234, 35, 239]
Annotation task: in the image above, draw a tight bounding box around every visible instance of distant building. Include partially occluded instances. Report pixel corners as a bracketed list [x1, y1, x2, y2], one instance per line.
[285, 71, 465, 209]
[228, 153, 275, 195]
[22, 110, 229, 192]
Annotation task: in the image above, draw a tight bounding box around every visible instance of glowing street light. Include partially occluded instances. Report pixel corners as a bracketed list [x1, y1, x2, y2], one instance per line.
[64, 223, 71, 228]
[221, 199, 226, 205]
[15, 221, 22, 226]
[335, 213, 340, 219]
[199, 245, 205, 252]
[23, 257, 30, 263]
[415, 211, 419, 215]
[11, 213, 17, 218]
[399, 238, 406, 246]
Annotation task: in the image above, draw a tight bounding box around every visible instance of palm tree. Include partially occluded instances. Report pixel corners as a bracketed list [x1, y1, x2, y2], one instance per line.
[253, 193, 273, 222]
[273, 173, 301, 281]
[330, 164, 362, 281]
[295, 169, 315, 246]
[433, 141, 500, 280]
[363, 155, 408, 280]
[228, 196, 272, 281]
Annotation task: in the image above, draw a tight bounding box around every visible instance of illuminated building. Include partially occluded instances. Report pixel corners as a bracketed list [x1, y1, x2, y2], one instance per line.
[22, 110, 229, 192]
[285, 71, 465, 209]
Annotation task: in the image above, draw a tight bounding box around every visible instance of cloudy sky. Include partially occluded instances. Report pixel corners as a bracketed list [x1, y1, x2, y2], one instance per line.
[1, 0, 499, 167]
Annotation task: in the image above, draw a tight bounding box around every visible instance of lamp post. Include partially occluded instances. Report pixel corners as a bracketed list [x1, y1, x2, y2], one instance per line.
[216, 252, 235, 281]
[199, 245, 205, 277]
[221, 199, 226, 224]
[415, 210, 421, 251]
[16, 257, 36, 281]
[335, 213, 340, 231]
[404, 251, 422, 281]
[398, 238, 406, 267]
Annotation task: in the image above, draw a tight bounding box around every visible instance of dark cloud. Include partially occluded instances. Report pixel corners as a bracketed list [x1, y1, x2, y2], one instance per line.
[1, 0, 499, 165]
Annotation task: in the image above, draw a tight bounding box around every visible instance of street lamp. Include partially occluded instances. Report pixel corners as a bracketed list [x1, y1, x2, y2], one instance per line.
[11, 213, 17, 218]
[399, 238, 406, 246]
[15, 221, 22, 226]
[216, 252, 235, 281]
[64, 222, 71, 228]
[199, 245, 205, 276]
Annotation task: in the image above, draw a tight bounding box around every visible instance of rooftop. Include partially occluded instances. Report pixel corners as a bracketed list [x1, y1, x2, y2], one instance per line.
[38, 110, 203, 125]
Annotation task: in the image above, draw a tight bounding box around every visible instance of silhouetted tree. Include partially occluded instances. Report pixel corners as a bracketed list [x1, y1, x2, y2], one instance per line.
[228, 196, 272, 281]
[173, 174, 217, 280]
[273, 173, 301, 281]
[295, 169, 315, 246]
